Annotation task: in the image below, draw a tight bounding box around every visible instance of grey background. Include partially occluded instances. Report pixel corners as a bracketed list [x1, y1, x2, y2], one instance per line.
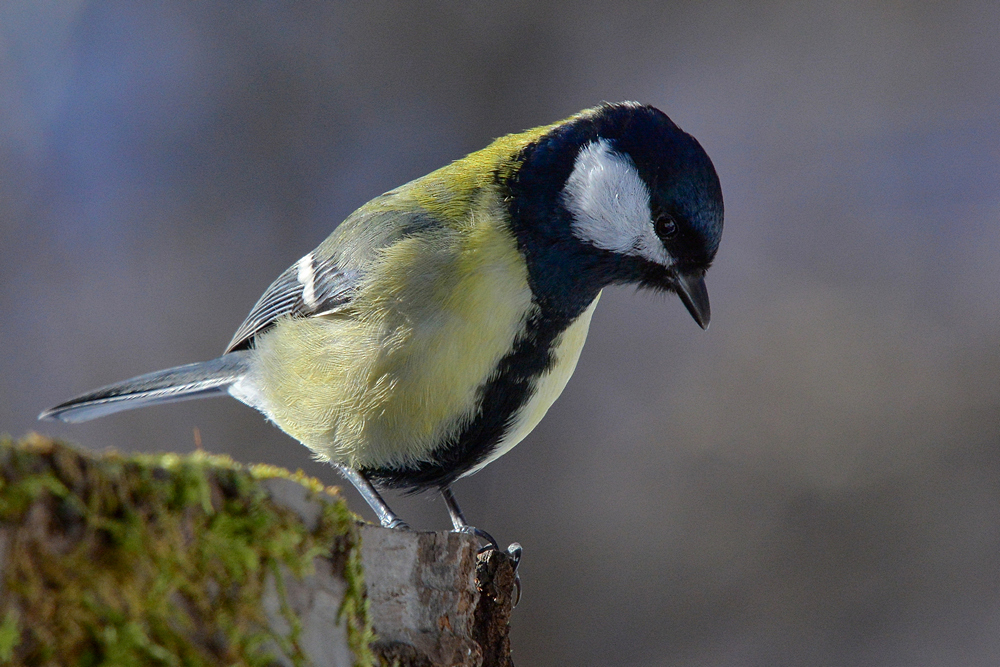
[3, 2, 1000, 665]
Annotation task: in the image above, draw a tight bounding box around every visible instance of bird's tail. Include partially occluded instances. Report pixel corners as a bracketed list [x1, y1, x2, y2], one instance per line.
[39, 352, 252, 424]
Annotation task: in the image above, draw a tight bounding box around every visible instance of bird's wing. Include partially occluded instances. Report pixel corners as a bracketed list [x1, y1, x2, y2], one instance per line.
[224, 202, 440, 353]
[224, 254, 360, 353]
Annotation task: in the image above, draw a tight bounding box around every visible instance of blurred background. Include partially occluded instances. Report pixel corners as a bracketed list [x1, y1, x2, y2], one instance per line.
[3, 1, 999, 664]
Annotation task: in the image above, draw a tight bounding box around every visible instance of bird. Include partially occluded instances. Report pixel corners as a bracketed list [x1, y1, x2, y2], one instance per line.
[40, 102, 724, 547]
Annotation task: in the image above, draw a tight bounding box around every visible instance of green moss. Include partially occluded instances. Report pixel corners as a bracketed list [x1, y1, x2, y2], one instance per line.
[0, 435, 374, 667]
[0, 610, 20, 661]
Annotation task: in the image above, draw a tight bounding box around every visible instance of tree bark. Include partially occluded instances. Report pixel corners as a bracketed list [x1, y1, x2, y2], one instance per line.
[0, 436, 516, 666]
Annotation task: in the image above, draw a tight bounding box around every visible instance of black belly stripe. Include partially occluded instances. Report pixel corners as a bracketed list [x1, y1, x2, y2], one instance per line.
[361, 154, 607, 491]
[361, 308, 574, 491]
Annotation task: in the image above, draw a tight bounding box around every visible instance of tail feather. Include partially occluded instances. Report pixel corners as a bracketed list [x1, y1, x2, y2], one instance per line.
[39, 352, 252, 424]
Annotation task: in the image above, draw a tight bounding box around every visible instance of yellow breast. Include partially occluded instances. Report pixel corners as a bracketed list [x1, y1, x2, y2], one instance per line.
[252, 204, 534, 470]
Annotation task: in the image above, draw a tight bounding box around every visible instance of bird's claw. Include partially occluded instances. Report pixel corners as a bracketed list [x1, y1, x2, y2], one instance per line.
[507, 542, 522, 608]
[456, 525, 500, 553]
[506, 542, 522, 569]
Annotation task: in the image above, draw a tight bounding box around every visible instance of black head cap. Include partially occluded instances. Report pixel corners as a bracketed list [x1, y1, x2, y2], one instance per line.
[505, 102, 724, 325]
[592, 103, 723, 261]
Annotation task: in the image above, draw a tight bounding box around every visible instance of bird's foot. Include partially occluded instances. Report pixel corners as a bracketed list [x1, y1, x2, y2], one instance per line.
[382, 517, 411, 530]
[506, 542, 522, 607]
[506, 542, 522, 569]
[454, 524, 500, 554]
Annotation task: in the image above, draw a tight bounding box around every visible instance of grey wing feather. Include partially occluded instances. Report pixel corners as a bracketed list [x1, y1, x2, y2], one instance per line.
[224, 205, 442, 353]
[225, 255, 359, 352]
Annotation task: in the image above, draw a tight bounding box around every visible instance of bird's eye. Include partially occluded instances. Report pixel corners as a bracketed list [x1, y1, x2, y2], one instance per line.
[654, 213, 678, 239]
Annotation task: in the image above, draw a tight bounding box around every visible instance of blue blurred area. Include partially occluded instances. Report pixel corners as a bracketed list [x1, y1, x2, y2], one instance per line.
[3, 2, 1000, 665]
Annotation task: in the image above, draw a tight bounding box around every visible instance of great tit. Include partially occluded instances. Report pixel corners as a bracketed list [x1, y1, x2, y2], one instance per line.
[40, 102, 724, 543]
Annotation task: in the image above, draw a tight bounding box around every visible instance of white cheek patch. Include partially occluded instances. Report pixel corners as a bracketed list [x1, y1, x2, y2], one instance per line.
[562, 139, 672, 267]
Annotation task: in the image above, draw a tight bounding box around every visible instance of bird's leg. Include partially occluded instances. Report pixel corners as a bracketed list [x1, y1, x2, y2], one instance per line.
[441, 486, 499, 553]
[443, 487, 522, 604]
[333, 464, 409, 529]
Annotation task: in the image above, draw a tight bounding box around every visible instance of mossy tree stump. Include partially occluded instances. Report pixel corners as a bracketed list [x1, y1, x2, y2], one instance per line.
[0, 436, 517, 667]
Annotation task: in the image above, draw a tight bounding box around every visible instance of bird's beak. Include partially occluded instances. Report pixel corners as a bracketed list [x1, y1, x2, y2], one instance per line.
[674, 271, 711, 330]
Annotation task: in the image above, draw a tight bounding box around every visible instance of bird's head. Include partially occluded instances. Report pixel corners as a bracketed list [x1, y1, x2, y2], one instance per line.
[506, 102, 723, 328]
